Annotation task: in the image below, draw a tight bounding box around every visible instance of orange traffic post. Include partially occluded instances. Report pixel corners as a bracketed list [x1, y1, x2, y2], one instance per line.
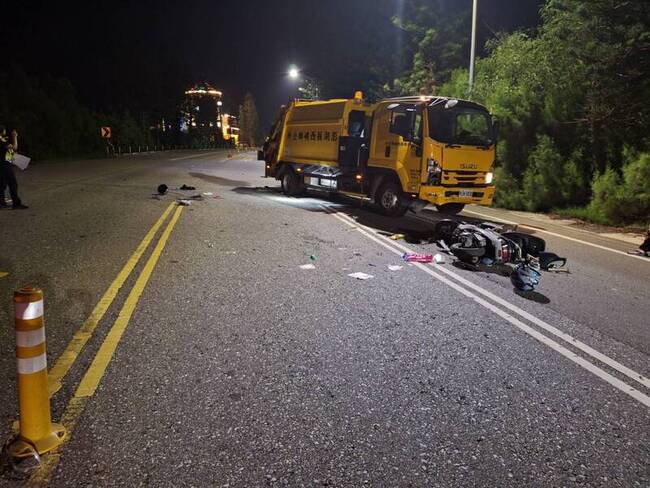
[8, 287, 66, 460]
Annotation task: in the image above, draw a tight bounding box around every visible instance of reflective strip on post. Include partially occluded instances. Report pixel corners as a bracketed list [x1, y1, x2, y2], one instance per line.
[16, 327, 46, 348]
[15, 300, 44, 320]
[17, 353, 48, 375]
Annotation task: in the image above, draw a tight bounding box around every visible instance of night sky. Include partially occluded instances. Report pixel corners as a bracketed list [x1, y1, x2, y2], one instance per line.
[6, 0, 543, 128]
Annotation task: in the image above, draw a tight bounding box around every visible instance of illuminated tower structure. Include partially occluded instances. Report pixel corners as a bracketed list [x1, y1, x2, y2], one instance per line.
[181, 82, 224, 141]
[221, 114, 240, 146]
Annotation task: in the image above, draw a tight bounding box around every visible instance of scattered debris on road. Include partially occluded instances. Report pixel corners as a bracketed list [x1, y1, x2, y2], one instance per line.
[388, 265, 403, 271]
[402, 252, 434, 263]
[299, 264, 316, 270]
[157, 184, 168, 195]
[390, 233, 405, 241]
[348, 272, 374, 280]
[434, 253, 446, 264]
[179, 184, 196, 190]
[177, 199, 192, 206]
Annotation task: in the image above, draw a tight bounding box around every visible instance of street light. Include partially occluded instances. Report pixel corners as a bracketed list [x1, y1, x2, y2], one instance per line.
[288, 66, 299, 80]
[468, 0, 478, 95]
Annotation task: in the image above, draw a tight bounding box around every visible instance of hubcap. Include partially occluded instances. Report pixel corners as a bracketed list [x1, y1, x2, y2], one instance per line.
[381, 190, 398, 209]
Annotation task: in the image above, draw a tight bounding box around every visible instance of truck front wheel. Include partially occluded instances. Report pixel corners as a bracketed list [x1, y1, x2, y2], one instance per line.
[376, 181, 407, 217]
[436, 203, 465, 215]
[282, 170, 304, 197]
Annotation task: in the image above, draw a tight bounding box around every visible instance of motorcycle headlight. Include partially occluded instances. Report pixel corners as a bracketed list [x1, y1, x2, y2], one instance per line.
[485, 171, 494, 184]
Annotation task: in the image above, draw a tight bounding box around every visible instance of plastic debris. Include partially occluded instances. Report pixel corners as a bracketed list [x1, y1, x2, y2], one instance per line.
[434, 254, 446, 264]
[388, 265, 403, 271]
[202, 192, 214, 196]
[309, 255, 318, 261]
[179, 184, 196, 190]
[300, 264, 316, 270]
[348, 272, 374, 280]
[177, 199, 192, 206]
[390, 234, 405, 241]
[402, 252, 433, 263]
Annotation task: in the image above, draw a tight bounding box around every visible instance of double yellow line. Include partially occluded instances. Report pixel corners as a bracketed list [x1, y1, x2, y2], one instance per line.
[31, 202, 184, 484]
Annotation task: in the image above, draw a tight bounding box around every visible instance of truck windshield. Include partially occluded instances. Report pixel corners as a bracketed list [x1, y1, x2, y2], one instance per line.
[428, 104, 494, 147]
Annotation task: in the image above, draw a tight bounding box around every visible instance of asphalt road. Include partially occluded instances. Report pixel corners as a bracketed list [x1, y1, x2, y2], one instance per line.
[0, 151, 648, 487]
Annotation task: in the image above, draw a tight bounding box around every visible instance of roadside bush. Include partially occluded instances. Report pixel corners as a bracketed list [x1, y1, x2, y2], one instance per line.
[493, 166, 525, 209]
[586, 152, 650, 225]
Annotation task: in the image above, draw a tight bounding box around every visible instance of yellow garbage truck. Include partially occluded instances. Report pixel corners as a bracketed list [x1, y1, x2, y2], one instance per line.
[259, 93, 498, 216]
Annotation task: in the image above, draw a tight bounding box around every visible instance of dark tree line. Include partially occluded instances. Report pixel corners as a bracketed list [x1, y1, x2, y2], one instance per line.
[392, 0, 650, 226]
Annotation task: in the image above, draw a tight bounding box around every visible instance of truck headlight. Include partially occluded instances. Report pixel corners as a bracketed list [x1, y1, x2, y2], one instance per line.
[427, 159, 442, 185]
[485, 172, 494, 184]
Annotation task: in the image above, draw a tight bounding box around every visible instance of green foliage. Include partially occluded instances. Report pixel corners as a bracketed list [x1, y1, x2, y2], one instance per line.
[0, 68, 153, 159]
[433, 0, 650, 225]
[388, 0, 469, 95]
[586, 152, 650, 225]
[492, 167, 524, 209]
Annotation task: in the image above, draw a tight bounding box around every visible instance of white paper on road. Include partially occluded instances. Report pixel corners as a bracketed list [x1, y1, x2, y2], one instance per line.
[299, 264, 316, 270]
[348, 272, 374, 280]
[388, 265, 403, 271]
[12, 154, 30, 170]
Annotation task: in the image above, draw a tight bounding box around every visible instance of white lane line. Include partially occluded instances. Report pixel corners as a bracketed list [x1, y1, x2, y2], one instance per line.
[336, 207, 650, 389]
[462, 209, 649, 263]
[324, 207, 650, 408]
[170, 151, 225, 161]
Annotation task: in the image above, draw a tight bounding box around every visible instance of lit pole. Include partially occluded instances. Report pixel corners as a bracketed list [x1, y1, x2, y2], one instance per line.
[468, 0, 478, 95]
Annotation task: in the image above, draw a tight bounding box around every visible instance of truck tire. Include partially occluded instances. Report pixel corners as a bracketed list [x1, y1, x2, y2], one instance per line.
[282, 170, 304, 197]
[376, 181, 407, 217]
[437, 203, 465, 215]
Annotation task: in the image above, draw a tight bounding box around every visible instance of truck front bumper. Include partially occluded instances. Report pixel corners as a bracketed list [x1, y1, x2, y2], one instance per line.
[418, 185, 495, 207]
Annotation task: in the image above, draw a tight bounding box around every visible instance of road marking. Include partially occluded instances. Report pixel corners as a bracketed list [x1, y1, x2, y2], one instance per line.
[75, 205, 183, 397]
[462, 209, 649, 263]
[325, 207, 650, 409]
[30, 205, 184, 486]
[47, 203, 175, 395]
[170, 151, 225, 161]
[351, 210, 650, 390]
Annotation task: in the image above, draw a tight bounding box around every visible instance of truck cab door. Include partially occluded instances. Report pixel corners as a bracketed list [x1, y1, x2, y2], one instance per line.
[384, 104, 423, 194]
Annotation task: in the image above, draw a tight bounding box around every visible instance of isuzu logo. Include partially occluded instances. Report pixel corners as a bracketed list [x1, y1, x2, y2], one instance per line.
[460, 163, 478, 170]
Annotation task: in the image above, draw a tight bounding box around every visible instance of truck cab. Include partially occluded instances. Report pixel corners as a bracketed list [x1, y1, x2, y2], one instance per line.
[368, 97, 497, 215]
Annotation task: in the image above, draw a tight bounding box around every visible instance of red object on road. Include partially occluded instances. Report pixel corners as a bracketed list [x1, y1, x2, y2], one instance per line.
[402, 252, 434, 263]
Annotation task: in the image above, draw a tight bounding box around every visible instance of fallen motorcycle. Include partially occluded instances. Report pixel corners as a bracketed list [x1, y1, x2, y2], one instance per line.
[434, 220, 568, 292]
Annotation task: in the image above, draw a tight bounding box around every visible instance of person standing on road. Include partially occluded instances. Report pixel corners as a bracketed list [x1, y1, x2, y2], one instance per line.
[0, 125, 28, 210]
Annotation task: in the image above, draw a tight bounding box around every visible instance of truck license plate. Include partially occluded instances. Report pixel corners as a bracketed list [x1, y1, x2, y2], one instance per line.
[459, 190, 473, 198]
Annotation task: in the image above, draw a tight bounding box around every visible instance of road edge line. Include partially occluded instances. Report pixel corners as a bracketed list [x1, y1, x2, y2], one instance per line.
[325, 208, 650, 409]
[337, 208, 650, 389]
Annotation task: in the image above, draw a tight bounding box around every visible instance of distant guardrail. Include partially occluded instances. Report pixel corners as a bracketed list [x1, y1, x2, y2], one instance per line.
[105, 143, 242, 158]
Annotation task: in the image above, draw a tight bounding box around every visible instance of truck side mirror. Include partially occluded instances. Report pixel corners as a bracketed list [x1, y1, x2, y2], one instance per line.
[492, 117, 500, 141]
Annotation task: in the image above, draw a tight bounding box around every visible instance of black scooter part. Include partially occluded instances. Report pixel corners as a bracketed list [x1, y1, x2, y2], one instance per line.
[538, 251, 567, 270]
[450, 245, 486, 264]
[501, 232, 546, 257]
